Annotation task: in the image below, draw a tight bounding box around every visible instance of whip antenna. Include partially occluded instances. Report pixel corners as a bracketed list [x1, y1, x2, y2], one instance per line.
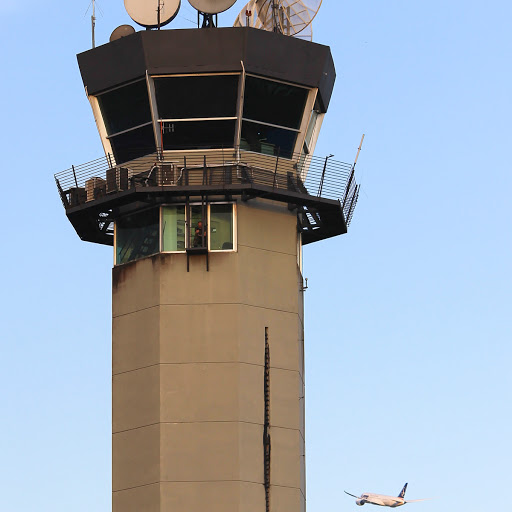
[92, 0, 96, 47]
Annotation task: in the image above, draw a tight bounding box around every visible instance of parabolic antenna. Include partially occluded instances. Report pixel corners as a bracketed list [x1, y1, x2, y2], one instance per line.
[124, 0, 181, 28]
[110, 24, 136, 42]
[234, 0, 321, 40]
[188, 0, 237, 14]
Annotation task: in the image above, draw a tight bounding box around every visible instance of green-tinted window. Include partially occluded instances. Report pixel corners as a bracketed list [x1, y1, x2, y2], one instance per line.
[116, 209, 160, 265]
[210, 204, 234, 251]
[162, 205, 186, 251]
[189, 205, 207, 248]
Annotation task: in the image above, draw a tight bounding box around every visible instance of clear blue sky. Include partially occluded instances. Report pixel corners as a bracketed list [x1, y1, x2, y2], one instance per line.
[1, 1, 510, 510]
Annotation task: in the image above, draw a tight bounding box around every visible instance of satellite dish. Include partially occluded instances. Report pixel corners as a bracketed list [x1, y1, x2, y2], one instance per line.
[110, 24, 136, 42]
[124, 0, 181, 28]
[234, 0, 320, 40]
[188, 0, 237, 14]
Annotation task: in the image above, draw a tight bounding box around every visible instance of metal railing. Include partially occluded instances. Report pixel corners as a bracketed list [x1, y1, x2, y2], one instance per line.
[54, 147, 359, 225]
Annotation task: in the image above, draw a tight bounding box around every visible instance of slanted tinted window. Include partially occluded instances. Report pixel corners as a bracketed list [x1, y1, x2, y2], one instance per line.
[98, 80, 152, 135]
[162, 205, 186, 251]
[155, 75, 239, 119]
[210, 204, 234, 251]
[116, 209, 160, 265]
[243, 76, 308, 130]
[161, 120, 236, 150]
[109, 124, 156, 164]
[240, 121, 298, 159]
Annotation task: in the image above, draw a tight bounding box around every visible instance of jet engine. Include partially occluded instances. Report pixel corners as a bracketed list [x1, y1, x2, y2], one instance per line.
[356, 499, 366, 506]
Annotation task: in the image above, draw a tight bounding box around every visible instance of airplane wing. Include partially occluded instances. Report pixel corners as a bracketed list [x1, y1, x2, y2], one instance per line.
[344, 491, 360, 499]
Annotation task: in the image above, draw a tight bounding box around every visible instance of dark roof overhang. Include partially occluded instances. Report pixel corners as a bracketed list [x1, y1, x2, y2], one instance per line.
[77, 26, 336, 112]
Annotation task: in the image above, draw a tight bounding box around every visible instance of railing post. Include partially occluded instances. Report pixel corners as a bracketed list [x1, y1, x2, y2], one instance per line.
[55, 176, 69, 209]
[107, 153, 113, 169]
[346, 184, 359, 224]
[272, 147, 280, 189]
[342, 167, 355, 210]
[72, 165, 78, 189]
[317, 154, 333, 197]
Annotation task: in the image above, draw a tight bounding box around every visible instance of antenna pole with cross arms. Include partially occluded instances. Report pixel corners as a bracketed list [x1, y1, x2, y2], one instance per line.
[91, 0, 96, 48]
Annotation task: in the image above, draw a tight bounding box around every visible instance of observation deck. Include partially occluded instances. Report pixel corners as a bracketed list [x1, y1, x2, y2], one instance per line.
[55, 147, 359, 246]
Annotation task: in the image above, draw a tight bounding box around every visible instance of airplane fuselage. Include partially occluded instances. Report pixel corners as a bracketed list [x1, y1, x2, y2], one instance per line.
[358, 493, 405, 507]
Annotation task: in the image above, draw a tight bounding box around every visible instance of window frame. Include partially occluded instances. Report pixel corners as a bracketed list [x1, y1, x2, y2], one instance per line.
[240, 73, 317, 160]
[91, 72, 320, 164]
[92, 77, 156, 164]
[150, 72, 242, 151]
[114, 206, 161, 266]
[159, 202, 237, 255]
[161, 203, 187, 253]
[208, 201, 237, 253]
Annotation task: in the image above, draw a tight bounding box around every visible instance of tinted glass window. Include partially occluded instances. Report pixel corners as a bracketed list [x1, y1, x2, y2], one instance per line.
[189, 205, 207, 249]
[98, 80, 152, 135]
[155, 75, 239, 119]
[243, 76, 308, 129]
[162, 120, 235, 150]
[162, 205, 186, 252]
[241, 121, 298, 159]
[110, 124, 156, 164]
[210, 204, 233, 251]
[116, 209, 160, 265]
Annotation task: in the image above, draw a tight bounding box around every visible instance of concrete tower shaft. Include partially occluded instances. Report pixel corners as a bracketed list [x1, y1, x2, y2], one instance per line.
[112, 200, 305, 512]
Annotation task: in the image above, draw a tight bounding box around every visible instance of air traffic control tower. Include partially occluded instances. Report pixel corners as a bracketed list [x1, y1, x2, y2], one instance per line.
[55, 5, 359, 512]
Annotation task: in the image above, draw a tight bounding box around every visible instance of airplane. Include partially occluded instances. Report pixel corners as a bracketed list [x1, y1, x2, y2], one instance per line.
[344, 483, 431, 507]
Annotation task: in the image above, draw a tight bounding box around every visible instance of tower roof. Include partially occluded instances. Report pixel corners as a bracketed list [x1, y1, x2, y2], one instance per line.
[77, 26, 335, 112]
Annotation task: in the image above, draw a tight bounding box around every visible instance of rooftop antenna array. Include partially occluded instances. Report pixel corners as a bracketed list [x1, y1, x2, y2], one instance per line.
[124, 0, 181, 29]
[234, 0, 322, 41]
[188, 0, 237, 28]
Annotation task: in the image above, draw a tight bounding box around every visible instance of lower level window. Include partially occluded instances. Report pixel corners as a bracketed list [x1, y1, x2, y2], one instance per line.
[116, 208, 160, 265]
[210, 203, 234, 250]
[162, 205, 186, 251]
[189, 205, 207, 249]
[162, 203, 235, 253]
[115, 203, 236, 265]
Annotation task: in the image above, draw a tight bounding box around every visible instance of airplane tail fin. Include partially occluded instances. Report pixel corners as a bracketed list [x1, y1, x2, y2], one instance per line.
[398, 483, 408, 499]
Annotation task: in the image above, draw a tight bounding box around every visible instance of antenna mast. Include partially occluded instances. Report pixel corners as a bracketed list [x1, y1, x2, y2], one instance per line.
[91, 0, 96, 48]
[271, 0, 282, 33]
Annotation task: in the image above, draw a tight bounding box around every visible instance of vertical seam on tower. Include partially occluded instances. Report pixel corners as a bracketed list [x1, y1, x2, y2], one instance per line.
[264, 327, 271, 512]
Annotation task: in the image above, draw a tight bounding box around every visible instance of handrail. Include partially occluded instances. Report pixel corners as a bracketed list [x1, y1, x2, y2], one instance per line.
[54, 146, 359, 226]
